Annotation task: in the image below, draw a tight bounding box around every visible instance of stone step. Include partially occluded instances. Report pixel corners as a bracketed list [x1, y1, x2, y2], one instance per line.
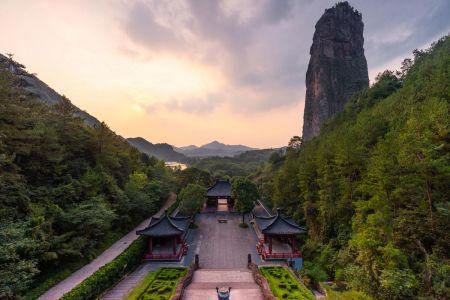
[186, 282, 259, 289]
[183, 289, 263, 300]
[192, 270, 254, 283]
[183, 268, 263, 300]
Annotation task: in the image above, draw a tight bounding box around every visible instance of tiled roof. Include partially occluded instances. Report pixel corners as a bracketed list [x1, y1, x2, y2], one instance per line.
[136, 211, 190, 237]
[206, 180, 232, 197]
[254, 209, 306, 235]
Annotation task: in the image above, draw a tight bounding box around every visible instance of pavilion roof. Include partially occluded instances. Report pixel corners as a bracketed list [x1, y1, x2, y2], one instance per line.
[136, 211, 190, 237]
[206, 180, 231, 197]
[254, 209, 306, 235]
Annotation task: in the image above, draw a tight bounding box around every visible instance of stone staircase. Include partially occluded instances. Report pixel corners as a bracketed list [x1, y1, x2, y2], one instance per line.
[183, 269, 263, 300]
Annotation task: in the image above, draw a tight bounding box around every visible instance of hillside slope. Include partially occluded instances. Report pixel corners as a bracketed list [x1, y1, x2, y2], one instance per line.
[0, 53, 100, 126]
[261, 36, 449, 299]
[127, 137, 187, 162]
[0, 65, 175, 298]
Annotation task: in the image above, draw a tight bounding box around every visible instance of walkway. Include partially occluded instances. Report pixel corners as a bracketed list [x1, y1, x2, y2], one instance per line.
[38, 193, 177, 300]
[183, 269, 263, 300]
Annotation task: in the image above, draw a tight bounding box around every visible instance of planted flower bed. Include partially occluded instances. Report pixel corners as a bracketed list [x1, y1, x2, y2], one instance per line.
[126, 267, 187, 300]
[260, 266, 314, 300]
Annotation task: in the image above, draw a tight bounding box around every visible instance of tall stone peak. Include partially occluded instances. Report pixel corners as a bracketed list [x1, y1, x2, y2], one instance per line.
[302, 1, 369, 140]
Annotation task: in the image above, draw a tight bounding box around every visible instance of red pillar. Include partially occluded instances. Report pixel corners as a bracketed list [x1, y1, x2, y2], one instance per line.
[264, 234, 268, 243]
[148, 238, 153, 255]
[172, 237, 177, 255]
[269, 236, 272, 254]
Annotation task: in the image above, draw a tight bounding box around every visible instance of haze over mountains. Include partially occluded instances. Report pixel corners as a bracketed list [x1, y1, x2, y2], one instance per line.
[1, 53, 258, 162]
[175, 141, 255, 157]
[127, 137, 257, 161]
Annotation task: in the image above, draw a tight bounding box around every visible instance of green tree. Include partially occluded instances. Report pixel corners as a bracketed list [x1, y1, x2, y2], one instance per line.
[232, 177, 259, 224]
[179, 184, 205, 217]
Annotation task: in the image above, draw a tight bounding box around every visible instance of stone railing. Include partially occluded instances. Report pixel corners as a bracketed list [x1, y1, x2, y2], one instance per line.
[247, 262, 277, 300]
[172, 255, 199, 300]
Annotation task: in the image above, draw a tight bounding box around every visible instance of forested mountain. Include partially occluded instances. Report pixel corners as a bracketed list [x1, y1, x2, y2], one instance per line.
[0, 65, 176, 298]
[188, 148, 281, 179]
[256, 36, 449, 299]
[0, 53, 100, 126]
[127, 137, 187, 162]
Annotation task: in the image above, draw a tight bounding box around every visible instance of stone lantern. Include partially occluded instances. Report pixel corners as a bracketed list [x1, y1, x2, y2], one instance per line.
[216, 286, 231, 300]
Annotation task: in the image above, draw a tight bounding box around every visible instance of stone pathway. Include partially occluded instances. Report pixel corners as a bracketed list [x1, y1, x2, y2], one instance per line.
[183, 269, 263, 300]
[38, 193, 177, 300]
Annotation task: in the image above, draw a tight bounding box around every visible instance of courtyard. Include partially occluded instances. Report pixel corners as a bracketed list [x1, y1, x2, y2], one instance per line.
[189, 213, 262, 268]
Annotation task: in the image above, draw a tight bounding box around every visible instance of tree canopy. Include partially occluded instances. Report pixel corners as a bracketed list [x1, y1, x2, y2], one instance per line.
[256, 36, 450, 299]
[0, 66, 176, 298]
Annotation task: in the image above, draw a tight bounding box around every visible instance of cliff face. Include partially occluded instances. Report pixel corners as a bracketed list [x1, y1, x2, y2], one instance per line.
[302, 2, 369, 141]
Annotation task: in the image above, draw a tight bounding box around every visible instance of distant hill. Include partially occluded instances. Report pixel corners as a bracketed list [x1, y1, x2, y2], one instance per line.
[127, 137, 187, 162]
[175, 140, 256, 157]
[0, 53, 100, 126]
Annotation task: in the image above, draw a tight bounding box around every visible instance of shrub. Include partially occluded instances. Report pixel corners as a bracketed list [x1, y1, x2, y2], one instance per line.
[60, 237, 146, 300]
[126, 267, 187, 300]
[260, 266, 314, 300]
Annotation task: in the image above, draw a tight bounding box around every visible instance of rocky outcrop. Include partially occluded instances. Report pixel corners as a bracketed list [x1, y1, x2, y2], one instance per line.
[302, 1, 369, 140]
[0, 53, 100, 126]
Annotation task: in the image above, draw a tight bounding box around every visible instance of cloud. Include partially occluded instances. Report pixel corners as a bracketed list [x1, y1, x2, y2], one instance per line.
[145, 94, 224, 114]
[120, 0, 450, 115]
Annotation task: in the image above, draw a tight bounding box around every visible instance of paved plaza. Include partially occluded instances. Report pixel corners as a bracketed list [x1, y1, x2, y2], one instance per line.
[191, 213, 262, 269]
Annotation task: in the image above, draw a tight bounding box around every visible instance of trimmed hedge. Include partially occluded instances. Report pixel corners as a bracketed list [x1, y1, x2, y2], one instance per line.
[260, 266, 315, 300]
[61, 237, 145, 300]
[127, 268, 187, 300]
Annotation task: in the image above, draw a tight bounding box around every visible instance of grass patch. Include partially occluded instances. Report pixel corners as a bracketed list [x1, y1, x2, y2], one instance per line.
[260, 266, 314, 300]
[322, 283, 372, 300]
[125, 267, 187, 300]
[239, 223, 249, 228]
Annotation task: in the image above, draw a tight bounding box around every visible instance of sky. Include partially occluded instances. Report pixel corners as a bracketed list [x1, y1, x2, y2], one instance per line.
[0, 0, 449, 148]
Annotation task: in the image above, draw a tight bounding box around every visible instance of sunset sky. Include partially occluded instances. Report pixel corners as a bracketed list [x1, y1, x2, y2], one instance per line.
[1, 0, 449, 148]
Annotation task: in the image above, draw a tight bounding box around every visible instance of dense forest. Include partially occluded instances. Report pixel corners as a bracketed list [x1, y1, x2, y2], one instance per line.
[255, 36, 449, 299]
[187, 148, 280, 179]
[0, 67, 177, 299]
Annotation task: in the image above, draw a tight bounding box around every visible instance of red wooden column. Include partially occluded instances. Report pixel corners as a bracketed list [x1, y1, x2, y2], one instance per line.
[291, 236, 296, 252]
[269, 236, 273, 254]
[148, 238, 153, 255]
[264, 234, 268, 243]
[172, 237, 177, 255]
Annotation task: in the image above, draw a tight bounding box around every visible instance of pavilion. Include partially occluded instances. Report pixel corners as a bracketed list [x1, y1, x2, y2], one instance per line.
[205, 180, 233, 212]
[136, 210, 190, 261]
[252, 201, 306, 260]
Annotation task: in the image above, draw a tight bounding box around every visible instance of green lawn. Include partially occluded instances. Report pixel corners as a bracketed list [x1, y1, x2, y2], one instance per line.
[260, 266, 314, 300]
[126, 267, 187, 300]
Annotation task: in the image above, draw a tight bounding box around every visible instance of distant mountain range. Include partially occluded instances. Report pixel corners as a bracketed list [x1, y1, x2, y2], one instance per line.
[127, 137, 258, 161]
[127, 137, 187, 162]
[175, 140, 256, 157]
[0, 53, 262, 162]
